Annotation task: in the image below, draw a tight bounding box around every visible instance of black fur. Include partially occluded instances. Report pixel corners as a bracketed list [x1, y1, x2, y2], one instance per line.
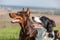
[40, 16, 56, 38]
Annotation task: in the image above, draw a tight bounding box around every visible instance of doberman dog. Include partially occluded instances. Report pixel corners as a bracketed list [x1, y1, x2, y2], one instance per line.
[9, 8, 37, 40]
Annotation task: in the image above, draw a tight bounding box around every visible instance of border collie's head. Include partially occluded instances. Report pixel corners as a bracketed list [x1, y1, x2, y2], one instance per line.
[32, 16, 42, 23]
[32, 16, 56, 32]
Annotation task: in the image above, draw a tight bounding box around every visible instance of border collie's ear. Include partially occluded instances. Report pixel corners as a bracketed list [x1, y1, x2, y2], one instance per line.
[26, 8, 30, 17]
[50, 20, 56, 27]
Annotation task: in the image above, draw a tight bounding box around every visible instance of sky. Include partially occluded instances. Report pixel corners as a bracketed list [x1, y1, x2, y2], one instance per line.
[0, 0, 60, 8]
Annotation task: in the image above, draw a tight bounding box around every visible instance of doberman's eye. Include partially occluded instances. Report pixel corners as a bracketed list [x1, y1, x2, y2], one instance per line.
[16, 13, 20, 15]
[16, 18, 21, 19]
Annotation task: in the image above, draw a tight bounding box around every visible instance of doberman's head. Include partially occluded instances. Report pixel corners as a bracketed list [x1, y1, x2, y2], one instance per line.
[9, 8, 37, 40]
[9, 8, 30, 25]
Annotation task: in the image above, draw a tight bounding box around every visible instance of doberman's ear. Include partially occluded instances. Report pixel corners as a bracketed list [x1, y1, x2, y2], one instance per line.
[22, 8, 24, 11]
[26, 8, 30, 17]
[18, 8, 24, 13]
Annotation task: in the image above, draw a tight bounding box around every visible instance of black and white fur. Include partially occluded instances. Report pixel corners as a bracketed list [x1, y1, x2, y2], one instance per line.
[32, 16, 56, 40]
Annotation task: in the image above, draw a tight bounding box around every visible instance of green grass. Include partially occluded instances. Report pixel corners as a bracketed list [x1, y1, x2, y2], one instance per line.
[54, 26, 60, 31]
[0, 27, 20, 40]
[0, 26, 60, 40]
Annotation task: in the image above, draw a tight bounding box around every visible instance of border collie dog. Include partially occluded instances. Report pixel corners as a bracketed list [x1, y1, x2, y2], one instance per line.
[32, 16, 56, 40]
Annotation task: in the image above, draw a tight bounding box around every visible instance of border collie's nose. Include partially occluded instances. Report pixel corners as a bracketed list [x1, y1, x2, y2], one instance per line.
[32, 17, 34, 19]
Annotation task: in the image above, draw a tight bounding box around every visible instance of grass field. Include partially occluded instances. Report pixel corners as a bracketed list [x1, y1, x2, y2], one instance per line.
[54, 26, 60, 31]
[0, 26, 60, 40]
[0, 27, 20, 40]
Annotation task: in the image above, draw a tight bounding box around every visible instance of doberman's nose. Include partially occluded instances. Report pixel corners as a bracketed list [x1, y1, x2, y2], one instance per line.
[9, 13, 10, 15]
[9, 13, 11, 17]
